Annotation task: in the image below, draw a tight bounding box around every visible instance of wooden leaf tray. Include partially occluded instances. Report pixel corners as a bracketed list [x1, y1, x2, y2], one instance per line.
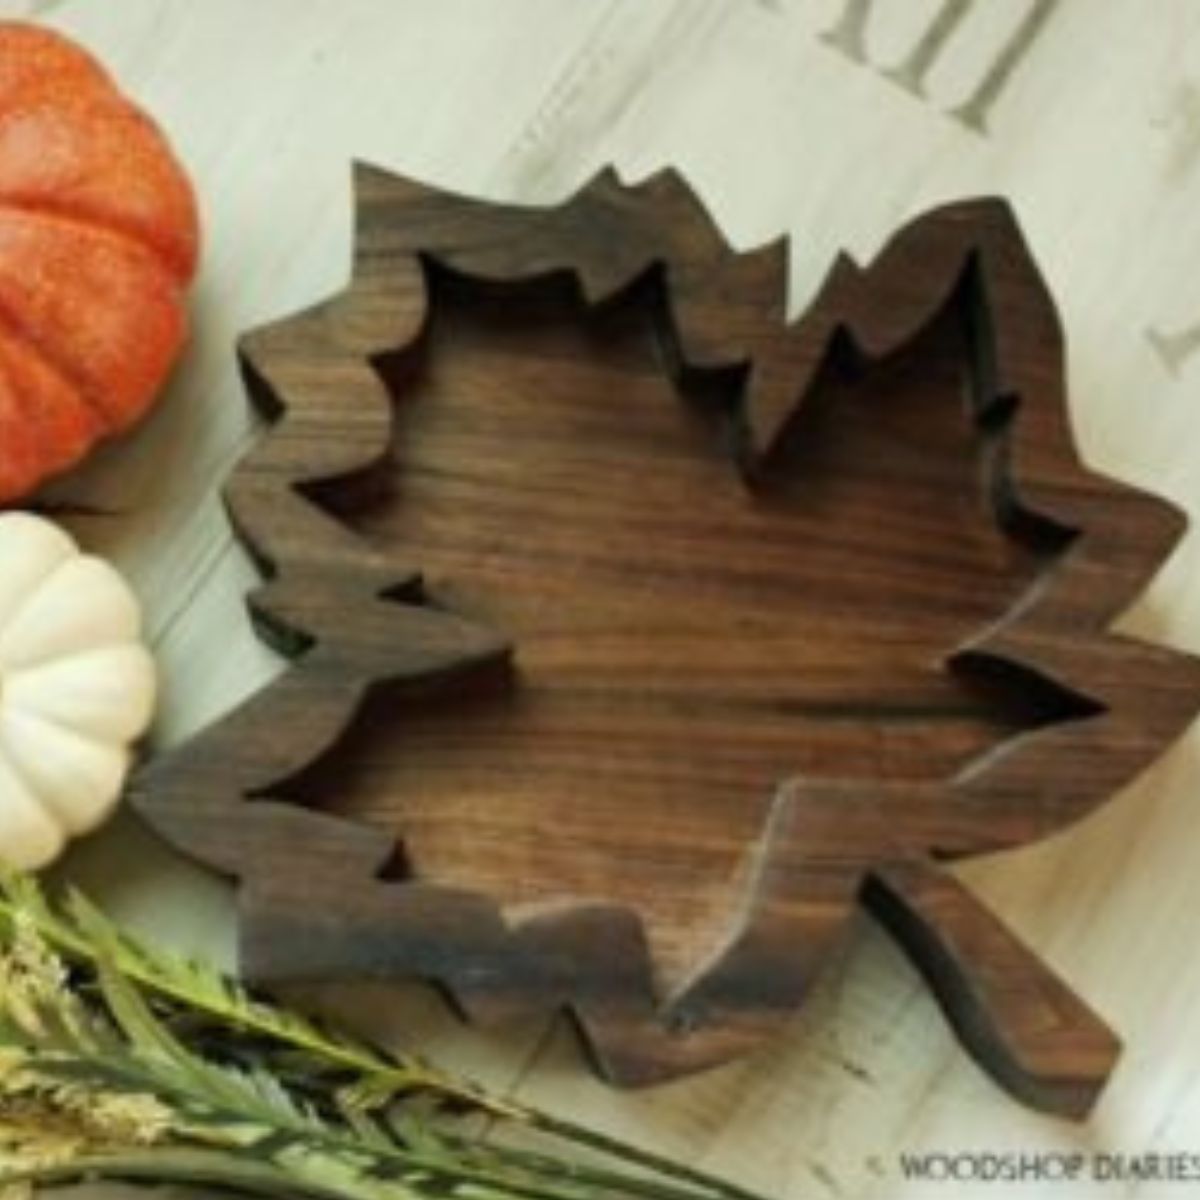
[134, 166, 1200, 1119]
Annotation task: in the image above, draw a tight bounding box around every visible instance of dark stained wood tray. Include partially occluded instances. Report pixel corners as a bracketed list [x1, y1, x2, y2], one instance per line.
[134, 166, 1200, 1119]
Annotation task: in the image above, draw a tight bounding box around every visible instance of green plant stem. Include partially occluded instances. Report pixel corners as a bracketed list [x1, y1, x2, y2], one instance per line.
[526, 1114, 758, 1200]
[441, 1133, 747, 1200]
[0, 880, 764, 1200]
[36, 1042, 670, 1200]
[2, 892, 443, 1102]
[0, 1150, 370, 1200]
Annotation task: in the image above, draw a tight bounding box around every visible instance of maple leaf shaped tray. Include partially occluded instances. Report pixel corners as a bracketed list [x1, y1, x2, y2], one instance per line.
[134, 167, 1200, 1120]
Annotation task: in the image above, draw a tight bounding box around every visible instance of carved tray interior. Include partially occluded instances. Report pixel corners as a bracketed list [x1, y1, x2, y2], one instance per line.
[135, 168, 1200, 1120]
[285, 272, 1074, 992]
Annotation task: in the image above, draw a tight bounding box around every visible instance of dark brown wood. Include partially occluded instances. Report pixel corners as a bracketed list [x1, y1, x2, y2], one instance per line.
[132, 165, 1200, 1118]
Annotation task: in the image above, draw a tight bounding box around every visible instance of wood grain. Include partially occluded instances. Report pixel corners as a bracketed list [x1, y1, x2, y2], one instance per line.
[131, 167, 1200, 1119]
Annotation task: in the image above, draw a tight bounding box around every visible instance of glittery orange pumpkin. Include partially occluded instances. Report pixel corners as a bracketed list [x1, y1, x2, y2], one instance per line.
[0, 22, 199, 501]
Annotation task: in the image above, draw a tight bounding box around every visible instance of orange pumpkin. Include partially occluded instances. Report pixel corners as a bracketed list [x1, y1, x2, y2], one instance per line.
[0, 22, 199, 501]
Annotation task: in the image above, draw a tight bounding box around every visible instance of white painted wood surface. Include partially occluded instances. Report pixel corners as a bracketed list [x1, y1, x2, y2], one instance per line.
[5, 0, 1200, 1195]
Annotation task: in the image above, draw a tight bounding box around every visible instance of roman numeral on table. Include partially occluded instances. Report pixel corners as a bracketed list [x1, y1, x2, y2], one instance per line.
[820, 0, 1059, 134]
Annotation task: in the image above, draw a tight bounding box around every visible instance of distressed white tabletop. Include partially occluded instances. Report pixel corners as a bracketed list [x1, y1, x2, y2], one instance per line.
[6, 1, 1200, 1197]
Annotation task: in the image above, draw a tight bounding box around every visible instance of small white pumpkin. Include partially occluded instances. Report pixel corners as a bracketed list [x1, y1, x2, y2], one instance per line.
[0, 512, 155, 870]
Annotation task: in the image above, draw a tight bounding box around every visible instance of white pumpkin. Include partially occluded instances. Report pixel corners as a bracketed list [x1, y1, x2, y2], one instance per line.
[0, 512, 155, 870]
